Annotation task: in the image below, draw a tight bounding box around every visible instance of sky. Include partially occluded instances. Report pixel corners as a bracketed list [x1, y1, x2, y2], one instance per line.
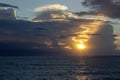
[0, 0, 86, 17]
[0, 0, 120, 56]
[0, 0, 120, 35]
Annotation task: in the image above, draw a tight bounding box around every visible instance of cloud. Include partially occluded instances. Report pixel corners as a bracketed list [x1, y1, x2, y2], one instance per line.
[82, 0, 120, 19]
[0, 3, 118, 56]
[0, 3, 19, 9]
[32, 4, 78, 21]
[88, 23, 116, 55]
[0, 41, 55, 56]
[0, 18, 118, 56]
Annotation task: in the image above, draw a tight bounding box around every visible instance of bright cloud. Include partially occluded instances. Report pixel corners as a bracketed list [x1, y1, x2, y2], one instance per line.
[32, 4, 78, 21]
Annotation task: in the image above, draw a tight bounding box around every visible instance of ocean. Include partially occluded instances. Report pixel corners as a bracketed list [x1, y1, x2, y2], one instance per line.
[0, 56, 120, 80]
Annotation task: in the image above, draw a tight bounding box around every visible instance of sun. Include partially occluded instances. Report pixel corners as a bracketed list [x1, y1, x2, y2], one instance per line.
[77, 44, 86, 49]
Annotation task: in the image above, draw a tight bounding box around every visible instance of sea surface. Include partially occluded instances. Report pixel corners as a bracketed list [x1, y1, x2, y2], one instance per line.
[0, 56, 120, 80]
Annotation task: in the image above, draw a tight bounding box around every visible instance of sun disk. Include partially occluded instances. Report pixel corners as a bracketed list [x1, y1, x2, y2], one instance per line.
[77, 44, 86, 49]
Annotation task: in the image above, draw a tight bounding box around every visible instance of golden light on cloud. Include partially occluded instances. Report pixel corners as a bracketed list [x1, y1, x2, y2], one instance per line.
[114, 36, 120, 50]
[71, 20, 104, 51]
[51, 14, 66, 19]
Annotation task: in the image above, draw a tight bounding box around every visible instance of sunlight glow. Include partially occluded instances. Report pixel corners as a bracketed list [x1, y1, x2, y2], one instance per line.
[77, 44, 86, 49]
[72, 20, 104, 51]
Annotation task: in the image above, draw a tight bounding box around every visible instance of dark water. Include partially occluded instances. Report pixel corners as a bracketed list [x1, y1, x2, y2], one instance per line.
[0, 56, 120, 80]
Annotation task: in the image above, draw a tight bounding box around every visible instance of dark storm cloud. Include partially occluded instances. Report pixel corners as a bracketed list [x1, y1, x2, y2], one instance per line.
[0, 41, 35, 56]
[75, 11, 98, 16]
[0, 19, 118, 56]
[88, 23, 116, 55]
[0, 3, 118, 56]
[0, 3, 19, 9]
[0, 20, 80, 56]
[0, 41, 58, 56]
[82, 0, 120, 18]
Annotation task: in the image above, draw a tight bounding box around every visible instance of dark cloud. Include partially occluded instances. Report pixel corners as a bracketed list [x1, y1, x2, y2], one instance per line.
[82, 0, 120, 18]
[0, 3, 118, 56]
[0, 41, 62, 56]
[75, 11, 98, 16]
[0, 3, 19, 9]
[0, 19, 118, 56]
[88, 24, 116, 55]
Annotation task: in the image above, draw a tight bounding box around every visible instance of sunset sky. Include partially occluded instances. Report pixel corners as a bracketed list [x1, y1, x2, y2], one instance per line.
[0, 0, 120, 56]
[1, 2, 120, 80]
[0, 0, 120, 34]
